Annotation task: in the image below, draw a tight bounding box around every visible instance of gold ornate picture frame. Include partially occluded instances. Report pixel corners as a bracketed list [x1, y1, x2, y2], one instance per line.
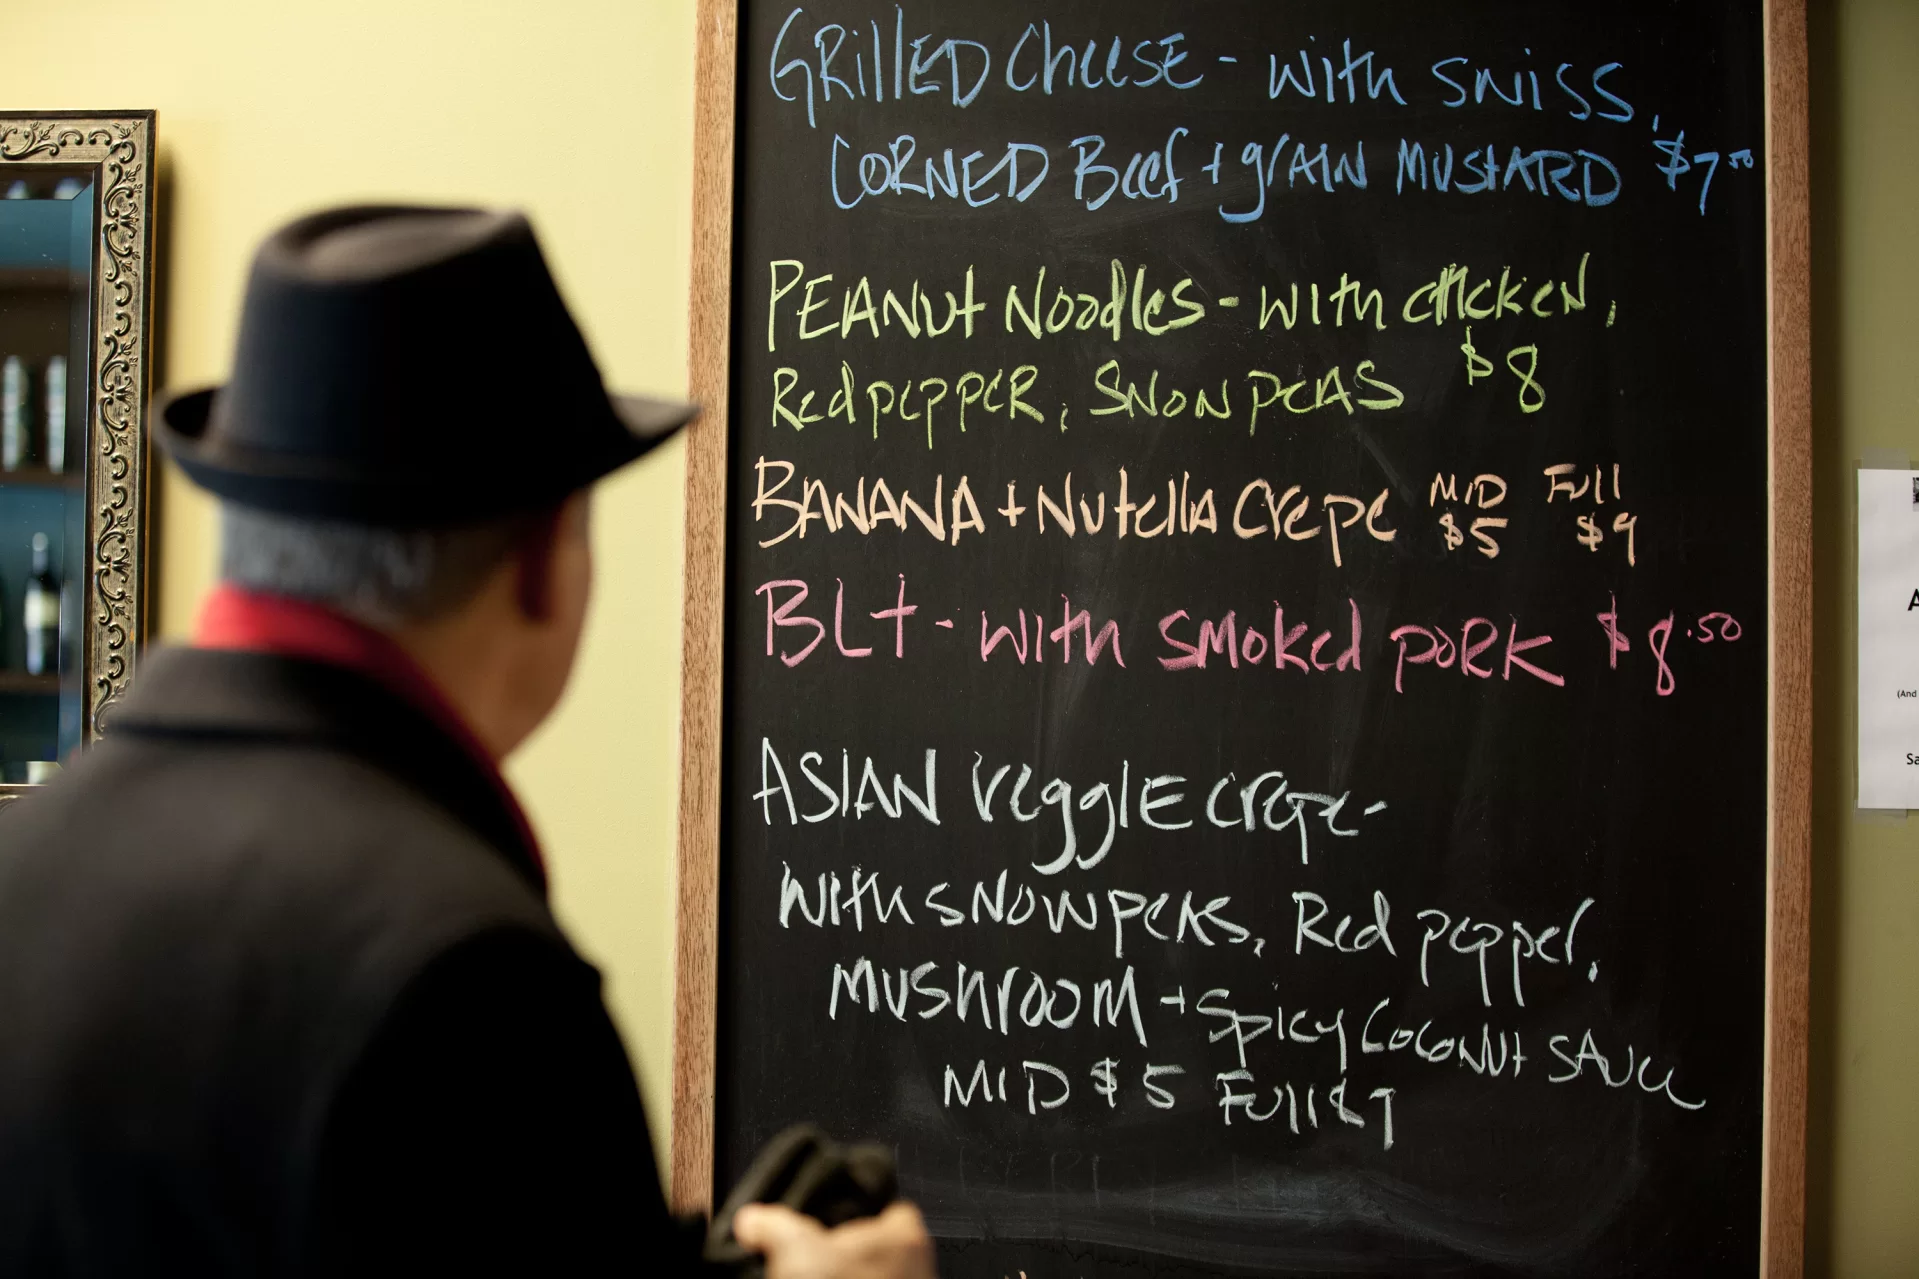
[0, 111, 156, 806]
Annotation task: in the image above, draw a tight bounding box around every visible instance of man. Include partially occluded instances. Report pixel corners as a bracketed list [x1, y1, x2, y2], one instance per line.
[0, 206, 934, 1278]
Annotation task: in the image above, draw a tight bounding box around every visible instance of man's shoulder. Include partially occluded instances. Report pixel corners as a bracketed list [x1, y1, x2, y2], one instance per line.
[0, 673, 605, 1274]
[0, 717, 560, 988]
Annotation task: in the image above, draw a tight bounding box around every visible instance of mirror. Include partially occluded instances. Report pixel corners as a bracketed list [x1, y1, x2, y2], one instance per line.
[0, 113, 155, 801]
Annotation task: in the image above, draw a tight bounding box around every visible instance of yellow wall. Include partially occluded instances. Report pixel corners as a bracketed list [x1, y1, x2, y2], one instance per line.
[1, 0, 701, 1156]
[6, 0, 1916, 1266]
[1808, 2, 1919, 1274]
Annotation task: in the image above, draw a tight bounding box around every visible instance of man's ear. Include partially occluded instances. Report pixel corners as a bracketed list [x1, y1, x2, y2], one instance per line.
[513, 507, 566, 623]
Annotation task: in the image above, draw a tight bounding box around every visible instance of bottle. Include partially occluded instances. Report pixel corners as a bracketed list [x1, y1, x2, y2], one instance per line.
[24, 534, 59, 677]
[1, 356, 25, 471]
[59, 571, 75, 679]
[43, 356, 65, 474]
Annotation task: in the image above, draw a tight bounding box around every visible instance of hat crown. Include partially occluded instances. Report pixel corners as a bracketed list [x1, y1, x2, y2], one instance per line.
[219, 205, 605, 474]
[273, 207, 520, 282]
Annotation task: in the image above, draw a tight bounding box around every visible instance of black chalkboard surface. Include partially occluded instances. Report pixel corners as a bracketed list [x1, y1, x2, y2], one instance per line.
[683, 2, 1806, 1273]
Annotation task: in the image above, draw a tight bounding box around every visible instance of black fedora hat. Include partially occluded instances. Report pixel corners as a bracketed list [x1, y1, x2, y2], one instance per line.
[157, 204, 696, 526]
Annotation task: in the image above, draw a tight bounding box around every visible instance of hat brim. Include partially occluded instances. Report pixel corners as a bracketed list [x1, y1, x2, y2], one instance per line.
[609, 392, 701, 445]
[156, 384, 698, 526]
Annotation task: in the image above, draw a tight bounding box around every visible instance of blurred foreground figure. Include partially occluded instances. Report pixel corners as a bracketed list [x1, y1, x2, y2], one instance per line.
[0, 207, 934, 1279]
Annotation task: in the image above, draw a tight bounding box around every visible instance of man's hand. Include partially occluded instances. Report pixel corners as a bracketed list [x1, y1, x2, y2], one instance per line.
[732, 1201, 936, 1279]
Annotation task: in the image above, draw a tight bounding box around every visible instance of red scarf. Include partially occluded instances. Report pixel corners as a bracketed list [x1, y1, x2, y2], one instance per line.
[195, 584, 545, 875]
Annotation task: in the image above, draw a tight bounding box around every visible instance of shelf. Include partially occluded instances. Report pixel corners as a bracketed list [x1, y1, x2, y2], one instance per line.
[0, 671, 58, 695]
[0, 467, 79, 490]
[0, 267, 84, 291]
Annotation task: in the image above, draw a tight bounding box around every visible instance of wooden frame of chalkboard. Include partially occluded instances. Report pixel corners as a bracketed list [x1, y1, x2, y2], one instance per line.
[673, 0, 1812, 1271]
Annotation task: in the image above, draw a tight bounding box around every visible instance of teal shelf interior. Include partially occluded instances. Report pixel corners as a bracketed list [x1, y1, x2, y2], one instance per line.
[0, 177, 96, 772]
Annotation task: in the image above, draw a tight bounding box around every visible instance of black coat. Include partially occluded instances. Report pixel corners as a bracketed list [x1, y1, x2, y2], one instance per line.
[0, 648, 700, 1275]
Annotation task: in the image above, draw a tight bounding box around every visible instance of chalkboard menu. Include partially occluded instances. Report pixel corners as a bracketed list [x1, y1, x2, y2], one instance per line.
[674, 2, 1810, 1274]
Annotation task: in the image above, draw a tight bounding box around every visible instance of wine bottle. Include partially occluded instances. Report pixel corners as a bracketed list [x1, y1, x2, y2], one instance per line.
[43, 356, 65, 474]
[24, 534, 59, 677]
[1, 356, 25, 471]
[59, 573, 75, 679]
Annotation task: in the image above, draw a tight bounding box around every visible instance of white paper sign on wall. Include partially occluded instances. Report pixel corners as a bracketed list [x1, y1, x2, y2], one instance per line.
[1858, 467, 1919, 810]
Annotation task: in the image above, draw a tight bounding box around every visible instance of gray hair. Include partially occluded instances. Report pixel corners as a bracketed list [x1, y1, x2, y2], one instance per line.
[218, 504, 547, 626]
